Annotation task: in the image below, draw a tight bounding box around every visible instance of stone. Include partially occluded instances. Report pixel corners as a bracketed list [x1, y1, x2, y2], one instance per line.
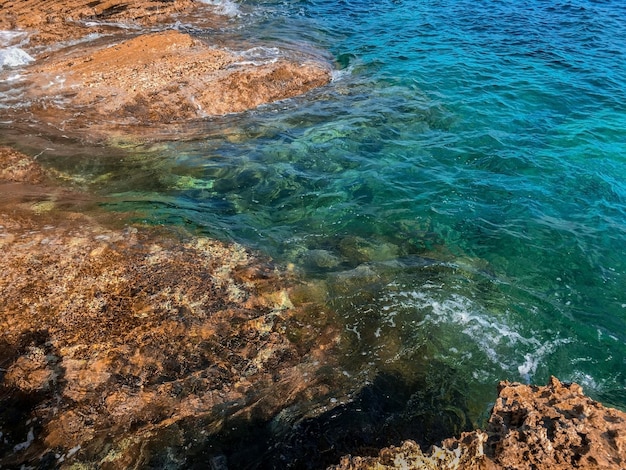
[2, 1, 332, 140]
[331, 377, 626, 469]
[28, 30, 330, 126]
[0, 146, 47, 184]
[0, 0, 199, 47]
[0, 150, 341, 469]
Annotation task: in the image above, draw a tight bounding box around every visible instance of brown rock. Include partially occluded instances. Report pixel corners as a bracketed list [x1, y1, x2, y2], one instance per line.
[332, 377, 626, 469]
[3, 0, 332, 139]
[479, 376, 626, 469]
[0, 0, 198, 46]
[27, 30, 331, 128]
[0, 151, 341, 468]
[0, 146, 47, 183]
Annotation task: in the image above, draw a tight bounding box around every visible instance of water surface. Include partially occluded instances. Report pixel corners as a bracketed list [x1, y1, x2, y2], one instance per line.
[2, 0, 626, 465]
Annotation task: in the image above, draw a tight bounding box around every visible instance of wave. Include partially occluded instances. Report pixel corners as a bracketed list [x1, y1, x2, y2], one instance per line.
[0, 48, 34, 69]
[197, 0, 241, 17]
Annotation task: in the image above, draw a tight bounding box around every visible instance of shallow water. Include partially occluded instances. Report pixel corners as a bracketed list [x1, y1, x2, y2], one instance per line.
[2, 0, 626, 465]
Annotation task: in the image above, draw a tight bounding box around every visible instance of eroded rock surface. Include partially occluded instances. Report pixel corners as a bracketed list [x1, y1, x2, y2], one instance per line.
[0, 0, 198, 46]
[0, 146, 47, 183]
[1, 0, 332, 138]
[27, 30, 331, 127]
[331, 377, 626, 469]
[0, 148, 340, 468]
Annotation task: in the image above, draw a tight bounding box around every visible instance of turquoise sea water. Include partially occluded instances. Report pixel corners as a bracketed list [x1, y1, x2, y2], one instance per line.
[139, 0, 626, 403]
[2, 0, 626, 464]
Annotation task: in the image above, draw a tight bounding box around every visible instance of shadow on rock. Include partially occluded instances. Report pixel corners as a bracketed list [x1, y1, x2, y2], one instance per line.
[188, 369, 472, 469]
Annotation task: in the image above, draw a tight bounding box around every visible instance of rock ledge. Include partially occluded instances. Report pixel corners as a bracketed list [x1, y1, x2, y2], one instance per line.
[332, 377, 626, 469]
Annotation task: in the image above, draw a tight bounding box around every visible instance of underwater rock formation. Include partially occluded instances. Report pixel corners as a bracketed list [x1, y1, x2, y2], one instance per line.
[0, 146, 47, 184]
[0, 147, 341, 468]
[331, 376, 626, 469]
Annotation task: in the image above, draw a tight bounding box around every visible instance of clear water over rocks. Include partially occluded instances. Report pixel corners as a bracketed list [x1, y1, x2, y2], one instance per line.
[1, 0, 626, 467]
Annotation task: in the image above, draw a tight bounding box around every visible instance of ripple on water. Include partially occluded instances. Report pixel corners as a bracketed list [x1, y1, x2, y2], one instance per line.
[2, 0, 626, 465]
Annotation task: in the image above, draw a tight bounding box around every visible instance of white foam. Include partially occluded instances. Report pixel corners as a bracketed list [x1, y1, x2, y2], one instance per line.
[230, 46, 281, 66]
[13, 427, 34, 452]
[8, 72, 23, 80]
[380, 284, 570, 382]
[0, 30, 28, 48]
[0, 47, 34, 68]
[81, 20, 141, 30]
[331, 67, 353, 83]
[198, 0, 241, 17]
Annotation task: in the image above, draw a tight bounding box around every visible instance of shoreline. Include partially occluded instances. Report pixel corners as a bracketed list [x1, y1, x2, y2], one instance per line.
[0, 145, 344, 468]
[2, 1, 626, 468]
[1, 0, 333, 142]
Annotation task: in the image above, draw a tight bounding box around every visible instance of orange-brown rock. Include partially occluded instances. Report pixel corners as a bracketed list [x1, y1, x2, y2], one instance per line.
[27, 30, 331, 129]
[0, 146, 47, 183]
[0, 150, 340, 468]
[477, 376, 626, 469]
[3, 0, 332, 139]
[331, 377, 626, 469]
[0, 0, 198, 46]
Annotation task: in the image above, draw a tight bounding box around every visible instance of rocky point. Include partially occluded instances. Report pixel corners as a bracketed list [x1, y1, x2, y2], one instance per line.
[331, 377, 626, 469]
[1, 0, 332, 140]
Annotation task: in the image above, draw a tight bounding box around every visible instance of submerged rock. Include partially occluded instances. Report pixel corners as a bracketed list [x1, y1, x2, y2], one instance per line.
[0, 148, 341, 468]
[0, 146, 47, 183]
[331, 376, 626, 469]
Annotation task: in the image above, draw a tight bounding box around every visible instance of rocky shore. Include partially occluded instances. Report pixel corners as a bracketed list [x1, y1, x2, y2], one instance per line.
[332, 377, 626, 469]
[0, 146, 342, 468]
[2, 1, 626, 469]
[1, 0, 332, 141]
[2, 150, 626, 469]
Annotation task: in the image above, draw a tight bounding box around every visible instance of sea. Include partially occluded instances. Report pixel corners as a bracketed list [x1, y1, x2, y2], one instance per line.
[1, 0, 626, 467]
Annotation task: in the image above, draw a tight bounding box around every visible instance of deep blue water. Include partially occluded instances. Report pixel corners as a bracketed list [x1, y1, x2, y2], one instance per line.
[2, 0, 626, 451]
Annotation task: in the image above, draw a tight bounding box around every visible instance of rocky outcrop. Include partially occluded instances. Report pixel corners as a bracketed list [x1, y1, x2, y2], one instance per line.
[27, 30, 331, 127]
[1, 0, 332, 139]
[0, 147, 340, 468]
[0, 0, 198, 47]
[331, 377, 626, 469]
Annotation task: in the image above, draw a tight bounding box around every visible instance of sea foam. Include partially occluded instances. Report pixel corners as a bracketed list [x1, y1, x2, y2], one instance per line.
[198, 0, 241, 17]
[378, 282, 570, 383]
[0, 47, 34, 68]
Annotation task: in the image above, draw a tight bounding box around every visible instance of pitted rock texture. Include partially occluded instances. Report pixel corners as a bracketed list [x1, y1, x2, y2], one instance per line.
[0, 147, 340, 469]
[475, 376, 626, 469]
[331, 377, 626, 469]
